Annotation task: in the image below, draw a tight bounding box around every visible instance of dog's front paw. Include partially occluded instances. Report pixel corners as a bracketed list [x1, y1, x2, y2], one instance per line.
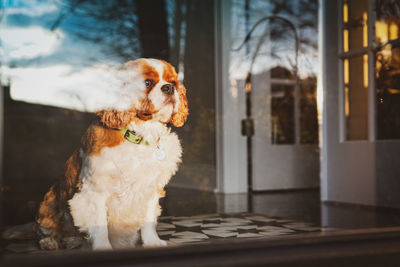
[143, 238, 167, 248]
[92, 241, 113, 250]
[39, 237, 59, 250]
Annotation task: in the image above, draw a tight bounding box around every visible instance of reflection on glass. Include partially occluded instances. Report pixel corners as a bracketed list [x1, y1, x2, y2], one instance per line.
[343, 0, 368, 50]
[342, 0, 369, 140]
[269, 68, 318, 145]
[270, 66, 295, 144]
[363, 12, 368, 47]
[0, 0, 217, 231]
[300, 77, 318, 144]
[376, 0, 400, 139]
[230, 0, 319, 146]
[344, 29, 349, 52]
[345, 85, 350, 117]
[344, 55, 369, 140]
[271, 84, 295, 144]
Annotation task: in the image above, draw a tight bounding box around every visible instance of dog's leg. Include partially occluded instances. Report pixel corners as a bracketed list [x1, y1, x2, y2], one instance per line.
[108, 225, 140, 249]
[141, 193, 167, 247]
[69, 190, 112, 250]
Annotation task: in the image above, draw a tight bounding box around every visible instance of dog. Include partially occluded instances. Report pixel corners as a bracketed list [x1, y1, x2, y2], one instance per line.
[36, 58, 188, 250]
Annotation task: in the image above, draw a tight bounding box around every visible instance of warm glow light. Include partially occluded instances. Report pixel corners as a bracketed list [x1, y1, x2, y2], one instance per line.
[363, 12, 368, 47]
[245, 81, 251, 93]
[381, 44, 393, 61]
[344, 29, 349, 52]
[344, 59, 349, 84]
[376, 60, 381, 78]
[343, 3, 348, 23]
[363, 54, 368, 88]
[345, 86, 350, 117]
[376, 20, 389, 44]
[389, 23, 399, 41]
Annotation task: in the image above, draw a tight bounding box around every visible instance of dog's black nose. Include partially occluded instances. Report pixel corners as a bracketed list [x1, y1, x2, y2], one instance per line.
[161, 84, 174, 95]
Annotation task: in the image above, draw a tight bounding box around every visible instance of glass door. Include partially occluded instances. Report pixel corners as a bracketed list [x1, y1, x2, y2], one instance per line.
[229, 0, 320, 191]
[322, 0, 400, 208]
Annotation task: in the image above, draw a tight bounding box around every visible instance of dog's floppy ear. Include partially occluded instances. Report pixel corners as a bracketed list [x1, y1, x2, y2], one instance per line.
[96, 109, 136, 129]
[171, 83, 189, 127]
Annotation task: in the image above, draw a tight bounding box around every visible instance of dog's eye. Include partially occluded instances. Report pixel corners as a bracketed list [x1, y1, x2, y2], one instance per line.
[145, 79, 154, 88]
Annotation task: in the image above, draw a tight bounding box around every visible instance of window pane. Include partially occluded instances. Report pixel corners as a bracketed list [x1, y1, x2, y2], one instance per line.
[300, 78, 319, 144]
[0, 0, 217, 226]
[344, 0, 368, 51]
[344, 55, 369, 140]
[271, 83, 295, 144]
[376, 0, 400, 139]
[230, 0, 319, 146]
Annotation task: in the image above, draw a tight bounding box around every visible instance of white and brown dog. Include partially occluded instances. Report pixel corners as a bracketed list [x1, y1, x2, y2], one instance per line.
[36, 58, 188, 250]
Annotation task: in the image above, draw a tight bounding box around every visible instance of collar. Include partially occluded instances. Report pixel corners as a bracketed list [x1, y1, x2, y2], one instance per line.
[119, 128, 149, 145]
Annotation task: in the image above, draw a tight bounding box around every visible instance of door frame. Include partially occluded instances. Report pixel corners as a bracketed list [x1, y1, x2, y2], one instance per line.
[214, 0, 248, 194]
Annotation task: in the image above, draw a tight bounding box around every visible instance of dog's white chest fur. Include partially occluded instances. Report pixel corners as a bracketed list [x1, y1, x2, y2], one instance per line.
[68, 122, 182, 249]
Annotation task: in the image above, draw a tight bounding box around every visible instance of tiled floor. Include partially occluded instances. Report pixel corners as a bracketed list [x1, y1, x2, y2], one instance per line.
[158, 213, 321, 245]
[3, 187, 400, 254]
[2, 212, 323, 253]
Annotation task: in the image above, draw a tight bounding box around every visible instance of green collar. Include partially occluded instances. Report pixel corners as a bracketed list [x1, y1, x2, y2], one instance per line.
[120, 128, 149, 145]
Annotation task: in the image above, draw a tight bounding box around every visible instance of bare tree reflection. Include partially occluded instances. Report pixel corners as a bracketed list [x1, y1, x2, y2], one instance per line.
[52, 0, 170, 62]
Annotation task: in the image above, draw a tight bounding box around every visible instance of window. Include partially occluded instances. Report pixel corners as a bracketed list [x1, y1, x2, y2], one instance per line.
[376, 0, 400, 139]
[230, 0, 319, 145]
[341, 0, 369, 140]
[341, 0, 400, 140]
[1, 1, 400, 266]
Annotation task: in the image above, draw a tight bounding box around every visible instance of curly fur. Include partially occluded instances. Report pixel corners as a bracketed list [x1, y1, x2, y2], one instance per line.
[171, 84, 189, 127]
[36, 58, 188, 250]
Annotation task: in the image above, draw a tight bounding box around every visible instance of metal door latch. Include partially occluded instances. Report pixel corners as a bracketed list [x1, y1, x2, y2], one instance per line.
[241, 118, 254, 137]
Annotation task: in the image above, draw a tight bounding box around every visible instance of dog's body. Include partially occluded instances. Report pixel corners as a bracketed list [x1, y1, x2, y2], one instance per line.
[36, 58, 188, 250]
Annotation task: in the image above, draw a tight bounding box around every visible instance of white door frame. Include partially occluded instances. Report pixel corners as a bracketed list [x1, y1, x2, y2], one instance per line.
[320, 0, 376, 206]
[319, 0, 400, 209]
[214, 0, 248, 194]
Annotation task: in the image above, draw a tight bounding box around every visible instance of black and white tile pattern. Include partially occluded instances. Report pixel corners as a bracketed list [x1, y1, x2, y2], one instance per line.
[157, 213, 321, 244]
[1, 213, 323, 253]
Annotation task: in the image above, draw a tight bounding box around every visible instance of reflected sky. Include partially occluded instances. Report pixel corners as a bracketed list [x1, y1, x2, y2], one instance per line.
[0, 0, 319, 111]
[1, 0, 132, 111]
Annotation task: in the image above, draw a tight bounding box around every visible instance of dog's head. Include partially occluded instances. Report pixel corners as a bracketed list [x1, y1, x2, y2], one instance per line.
[97, 58, 188, 129]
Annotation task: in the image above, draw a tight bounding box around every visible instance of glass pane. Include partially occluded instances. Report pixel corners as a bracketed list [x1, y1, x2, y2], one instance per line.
[0, 0, 217, 245]
[300, 78, 319, 144]
[230, 0, 319, 146]
[376, 0, 400, 139]
[344, 55, 369, 140]
[343, 0, 368, 51]
[271, 83, 295, 144]
[229, 0, 320, 195]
